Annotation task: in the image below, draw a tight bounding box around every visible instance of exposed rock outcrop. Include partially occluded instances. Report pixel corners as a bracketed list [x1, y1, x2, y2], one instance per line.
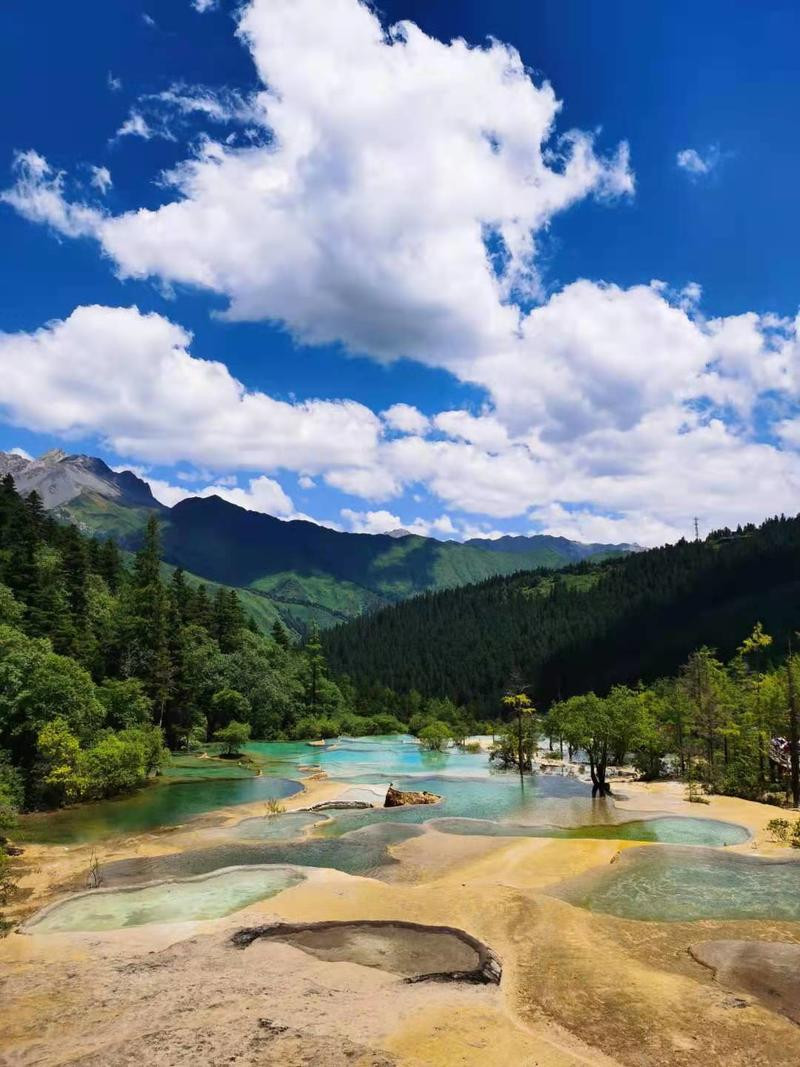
[384, 785, 441, 808]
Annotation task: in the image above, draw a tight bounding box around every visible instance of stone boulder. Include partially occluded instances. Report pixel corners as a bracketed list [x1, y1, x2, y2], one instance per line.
[384, 785, 442, 808]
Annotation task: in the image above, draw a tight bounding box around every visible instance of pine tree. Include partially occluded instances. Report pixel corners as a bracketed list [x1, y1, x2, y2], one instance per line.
[192, 584, 213, 631]
[169, 567, 191, 625]
[134, 515, 162, 589]
[97, 538, 122, 592]
[304, 622, 327, 713]
[126, 516, 174, 726]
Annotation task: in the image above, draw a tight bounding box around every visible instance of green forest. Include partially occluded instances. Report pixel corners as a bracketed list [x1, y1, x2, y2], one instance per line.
[323, 513, 800, 710]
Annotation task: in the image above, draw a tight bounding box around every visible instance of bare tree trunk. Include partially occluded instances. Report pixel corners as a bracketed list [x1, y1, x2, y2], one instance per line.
[787, 653, 800, 808]
[589, 744, 611, 796]
[517, 710, 523, 777]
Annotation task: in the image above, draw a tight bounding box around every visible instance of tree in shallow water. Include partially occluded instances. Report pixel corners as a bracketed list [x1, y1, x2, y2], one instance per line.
[552, 691, 640, 796]
[418, 720, 452, 751]
[499, 692, 537, 773]
[213, 719, 251, 756]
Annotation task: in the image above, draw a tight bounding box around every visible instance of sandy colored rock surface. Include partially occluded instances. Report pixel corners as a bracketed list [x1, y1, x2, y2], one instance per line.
[3, 779, 800, 1065]
[690, 939, 800, 1023]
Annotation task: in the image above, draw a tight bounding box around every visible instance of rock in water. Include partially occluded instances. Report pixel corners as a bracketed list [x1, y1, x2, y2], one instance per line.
[384, 785, 441, 807]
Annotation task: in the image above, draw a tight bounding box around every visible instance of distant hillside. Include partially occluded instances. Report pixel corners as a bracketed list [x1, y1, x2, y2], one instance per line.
[464, 533, 638, 558]
[0, 450, 631, 633]
[323, 514, 800, 711]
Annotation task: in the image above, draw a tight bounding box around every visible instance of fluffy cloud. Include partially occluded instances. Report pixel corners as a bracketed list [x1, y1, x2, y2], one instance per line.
[0, 305, 382, 474]
[145, 472, 293, 515]
[341, 508, 457, 538]
[114, 112, 157, 142]
[381, 404, 430, 436]
[2, 297, 799, 545]
[2, 0, 799, 547]
[1, 151, 101, 238]
[433, 410, 510, 451]
[3, 0, 631, 370]
[676, 146, 720, 177]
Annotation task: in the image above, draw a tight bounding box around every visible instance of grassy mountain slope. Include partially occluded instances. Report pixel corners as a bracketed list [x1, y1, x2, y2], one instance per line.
[10, 449, 629, 632]
[323, 514, 800, 710]
[66, 490, 627, 630]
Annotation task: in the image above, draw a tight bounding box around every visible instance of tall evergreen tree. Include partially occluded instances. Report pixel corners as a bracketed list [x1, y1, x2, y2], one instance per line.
[304, 622, 326, 713]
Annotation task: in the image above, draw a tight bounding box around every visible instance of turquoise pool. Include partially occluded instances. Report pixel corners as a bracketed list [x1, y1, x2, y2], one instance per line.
[551, 845, 800, 921]
[26, 865, 304, 933]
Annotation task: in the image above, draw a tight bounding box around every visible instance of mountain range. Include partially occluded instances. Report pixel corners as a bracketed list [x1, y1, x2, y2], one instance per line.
[0, 450, 634, 632]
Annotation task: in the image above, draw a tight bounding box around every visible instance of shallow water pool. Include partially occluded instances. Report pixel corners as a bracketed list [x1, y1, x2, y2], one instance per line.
[26, 865, 304, 933]
[431, 815, 749, 847]
[98, 822, 428, 886]
[19, 776, 303, 844]
[551, 846, 800, 921]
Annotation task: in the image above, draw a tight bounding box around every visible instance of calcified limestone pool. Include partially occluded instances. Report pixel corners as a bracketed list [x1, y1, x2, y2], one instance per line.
[429, 814, 749, 846]
[25, 865, 304, 933]
[19, 775, 303, 844]
[28, 736, 793, 931]
[551, 846, 800, 922]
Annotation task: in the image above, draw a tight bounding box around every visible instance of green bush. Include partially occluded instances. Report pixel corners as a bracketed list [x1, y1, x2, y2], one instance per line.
[35, 719, 167, 806]
[213, 720, 252, 755]
[418, 721, 452, 751]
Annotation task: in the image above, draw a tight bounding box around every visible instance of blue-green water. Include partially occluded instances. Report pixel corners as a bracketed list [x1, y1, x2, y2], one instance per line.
[430, 815, 749, 847]
[161, 758, 257, 780]
[19, 736, 749, 851]
[99, 823, 427, 885]
[551, 845, 800, 921]
[27, 866, 304, 933]
[247, 735, 496, 781]
[22, 735, 800, 930]
[19, 776, 303, 844]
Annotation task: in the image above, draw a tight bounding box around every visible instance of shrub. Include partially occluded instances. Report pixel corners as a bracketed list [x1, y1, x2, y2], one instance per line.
[213, 720, 252, 756]
[418, 721, 452, 751]
[767, 817, 792, 842]
[685, 781, 710, 804]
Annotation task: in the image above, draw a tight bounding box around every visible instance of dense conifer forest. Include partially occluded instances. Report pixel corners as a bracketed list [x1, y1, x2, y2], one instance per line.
[323, 514, 800, 710]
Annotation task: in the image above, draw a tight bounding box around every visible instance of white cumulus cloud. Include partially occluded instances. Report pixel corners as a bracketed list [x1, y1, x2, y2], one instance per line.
[2, 0, 799, 548]
[3, 0, 632, 372]
[381, 404, 430, 436]
[0, 305, 382, 475]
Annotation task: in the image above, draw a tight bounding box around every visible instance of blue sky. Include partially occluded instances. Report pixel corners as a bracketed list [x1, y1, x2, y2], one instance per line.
[1, 0, 799, 545]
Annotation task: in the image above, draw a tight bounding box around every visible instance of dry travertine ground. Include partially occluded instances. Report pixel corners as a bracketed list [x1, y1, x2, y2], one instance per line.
[2, 777, 800, 1066]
